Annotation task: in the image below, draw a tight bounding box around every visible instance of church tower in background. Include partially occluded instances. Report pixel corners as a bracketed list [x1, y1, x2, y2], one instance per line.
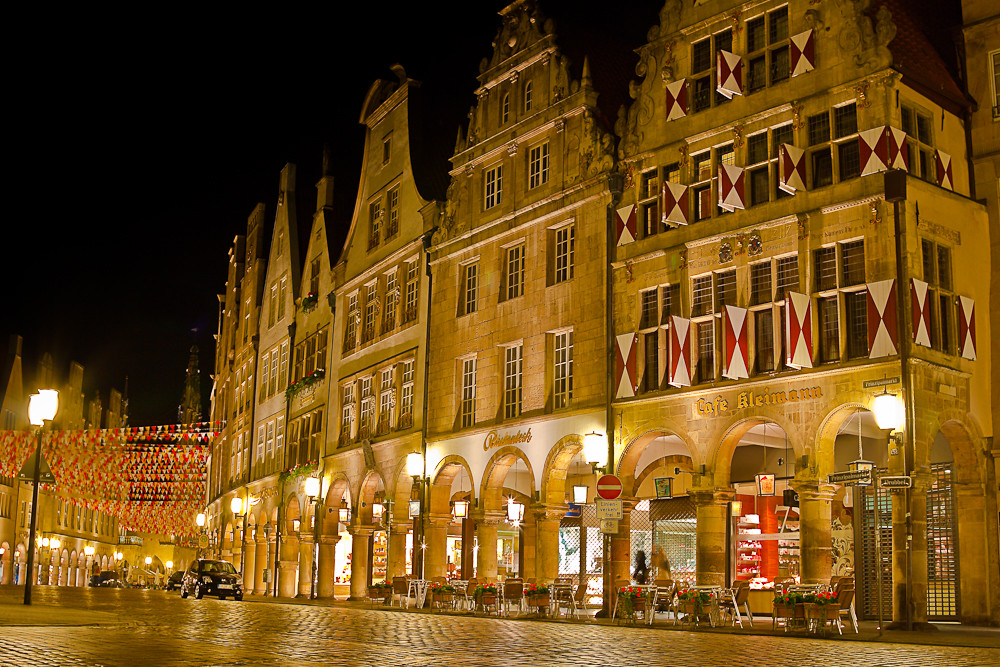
[178, 345, 203, 423]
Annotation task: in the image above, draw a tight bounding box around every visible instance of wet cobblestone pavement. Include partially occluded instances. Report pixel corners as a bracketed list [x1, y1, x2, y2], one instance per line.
[0, 588, 998, 666]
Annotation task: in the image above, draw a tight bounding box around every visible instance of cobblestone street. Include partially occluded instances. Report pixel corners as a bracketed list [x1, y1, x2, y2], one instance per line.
[0, 588, 998, 666]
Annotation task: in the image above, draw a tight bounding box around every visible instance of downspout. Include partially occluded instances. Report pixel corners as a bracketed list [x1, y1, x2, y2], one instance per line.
[418, 232, 435, 580]
[273, 321, 297, 597]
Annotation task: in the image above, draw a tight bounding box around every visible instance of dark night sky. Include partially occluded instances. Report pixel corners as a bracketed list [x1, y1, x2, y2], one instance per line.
[3, 1, 651, 426]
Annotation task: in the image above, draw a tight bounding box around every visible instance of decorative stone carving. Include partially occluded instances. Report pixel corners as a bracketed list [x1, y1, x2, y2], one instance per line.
[732, 123, 745, 149]
[855, 79, 872, 108]
[660, 41, 676, 84]
[554, 119, 565, 133]
[869, 201, 882, 226]
[792, 103, 805, 130]
[507, 141, 518, 157]
[679, 144, 690, 168]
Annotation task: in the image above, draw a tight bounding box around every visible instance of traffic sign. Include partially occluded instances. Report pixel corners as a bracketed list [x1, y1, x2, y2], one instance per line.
[597, 474, 623, 500]
[828, 469, 872, 485]
[880, 475, 912, 489]
[600, 519, 618, 534]
[596, 499, 623, 520]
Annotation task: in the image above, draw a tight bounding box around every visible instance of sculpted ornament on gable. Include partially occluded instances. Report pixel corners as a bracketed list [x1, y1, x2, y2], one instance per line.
[484, 0, 548, 72]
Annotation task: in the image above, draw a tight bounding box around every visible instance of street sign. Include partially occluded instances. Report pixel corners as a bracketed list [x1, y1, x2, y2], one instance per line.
[564, 503, 582, 519]
[880, 475, 912, 489]
[198, 535, 209, 548]
[596, 498, 623, 520]
[597, 474, 623, 500]
[600, 519, 618, 534]
[17, 449, 56, 484]
[828, 469, 872, 485]
[863, 377, 900, 389]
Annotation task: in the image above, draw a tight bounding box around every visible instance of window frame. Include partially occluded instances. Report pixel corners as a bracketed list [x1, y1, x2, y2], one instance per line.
[484, 164, 503, 210]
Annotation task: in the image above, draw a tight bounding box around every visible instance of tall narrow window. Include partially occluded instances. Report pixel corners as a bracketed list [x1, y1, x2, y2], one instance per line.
[278, 340, 288, 389]
[845, 291, 868, 359]
[259, 352, 270, 401]
[269, 346, 278, 397]
[310, 258, 320, 297]
[819, 296, 839, 362]
[775, 255, 799, 300]
[505, 243, 525, 300]
[268, 283, 277, 328]
[485, 165, 502, 210]
[643, 333, 659, 392]
[554, 225, 574, 283]
[382, 135, 392, 165]
[278, 276, 287, 320]
[404, 260, 419, 323]
[360, 377, 374, 439]
[461, 358, 477, 428]
[504, 345, 523, 419]
[529, 142, 549, 188]
[341, 383, 355, 441]
[640, 289, 658, 329]
[275, 417, 284, 466]
[692, 275, 713, 317]
[363, 283, 378, 343]
[378, 368, 393, 434]
[754, 310, 775, 373]
[841, 240, 865, 286]
[524, 81, 533, 111]
[386, 186, 400, 239]
[502, 93, 510, 124]
[462, 262, 479, 316]
[265, 421, 275, 466]
[400, 360, 414, 428]
[383, 270, 397, 333]
[554, 330, 573, 409]
[815, 247, 838, 291]
[369, 199, 383, 250]
[716, 270, 737, 309]
[750, 262, 772, 306]
[696, 322, 715, 383]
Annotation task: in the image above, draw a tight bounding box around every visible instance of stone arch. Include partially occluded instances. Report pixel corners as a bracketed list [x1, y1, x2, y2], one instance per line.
[813, 400, 872, 479]
[429, 455, 475, 516]
[387, 452, 417, 517]
[539, 434, 583, 506]
[634, 454, 695, 497]
[358, 470, 386, 525]
[711, 414, 801, 488]
[322, 475, 350, 537]
[618, 428, 698, 498]
[0, 541, 11, 584]
[284, 494, 301, 535]
[480, 446, 536, 513]
[925, 411, 983, 487]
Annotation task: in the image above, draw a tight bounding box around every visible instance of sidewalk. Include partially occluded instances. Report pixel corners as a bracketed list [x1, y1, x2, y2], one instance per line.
[240, 594, 1000, 649]
[0, 601, 127, 627]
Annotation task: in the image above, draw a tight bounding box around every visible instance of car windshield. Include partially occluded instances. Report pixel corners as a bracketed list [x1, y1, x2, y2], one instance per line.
[201, 561, 237, 574]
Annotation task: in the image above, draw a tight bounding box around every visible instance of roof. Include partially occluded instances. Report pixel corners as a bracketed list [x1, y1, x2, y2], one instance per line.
[876, 0, 972, 113]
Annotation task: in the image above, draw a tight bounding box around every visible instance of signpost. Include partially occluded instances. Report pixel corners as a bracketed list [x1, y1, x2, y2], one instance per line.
[600, 519, 618, 534]
[596, 499, 623, 520]
[596, 475, 623, 500]
[862, 377, 900, 389]
[828, 469, 872, 485]
[879, 475, 912, 489]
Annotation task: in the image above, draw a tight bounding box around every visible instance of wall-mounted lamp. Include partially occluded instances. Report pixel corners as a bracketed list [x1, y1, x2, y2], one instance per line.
[338, 498, 351, 523]
[452, 499, 470, 520]
[572, 484, 588, 504]
[582, 432, 608, 473]
[406, 452, 424, 479]
[730, 500, 743, 516]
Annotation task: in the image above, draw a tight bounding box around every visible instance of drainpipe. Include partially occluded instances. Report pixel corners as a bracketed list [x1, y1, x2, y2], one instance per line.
[417, 232, 435, 580]
[273, 321, 297, 597]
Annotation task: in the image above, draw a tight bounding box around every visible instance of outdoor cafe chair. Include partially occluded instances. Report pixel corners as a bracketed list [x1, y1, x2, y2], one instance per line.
[836, 584, 858, 634]
[392, 576, 408, 608]
[503, 578, 525, 617]
[719, 580, 752, 628]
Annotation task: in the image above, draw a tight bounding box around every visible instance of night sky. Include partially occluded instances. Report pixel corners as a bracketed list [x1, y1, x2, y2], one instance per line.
[5, 1, 651, 426]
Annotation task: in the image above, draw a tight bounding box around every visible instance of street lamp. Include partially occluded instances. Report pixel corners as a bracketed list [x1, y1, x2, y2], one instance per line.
[583, 431, 608, 473]
[83, 545, 95, 586]
[230, 497, 247, 583]
[23, 390, 58, 606]
[872, 390, 904, 433]
[305, 476, 321, 599]
[406, 452, 425, 579]
[195, 512, 207, 559]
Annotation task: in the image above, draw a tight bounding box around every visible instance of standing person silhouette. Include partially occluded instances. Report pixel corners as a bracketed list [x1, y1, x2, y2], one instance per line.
[633, 550, 649, 585]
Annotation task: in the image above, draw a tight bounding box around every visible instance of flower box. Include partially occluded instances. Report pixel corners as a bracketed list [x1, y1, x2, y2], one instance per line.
[528, 593, 550, 608]
[479, 593, 497, 606]
[433, 592, 455, 603]
[368, 587, 390, 600]
[802, 602, 839, 622]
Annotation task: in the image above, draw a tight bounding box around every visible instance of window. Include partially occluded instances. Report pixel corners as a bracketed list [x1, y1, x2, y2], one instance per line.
[278, 340, 288, 389]
[696, 322, 715, 383]
[554, 330, 573, 409]
[775, 255, 799, 300]
[992, 50, 1000, 119]
[368, 199, 383, 250]
[461, 262, 478, 316]
[244, 298, 250, 343]
[383, 270, 397, 333]
[378, 368, 393, 435]
[691, 151, 712, 222]
[259, 351, 270, 401]
[268, 283, 277, 328]
[747, 132, 770, 206]
[640, 168, 660, 236]
[716, 270, 736, 309]
[485, 165, 503, 210]
[845, 291, 868, 359]
[341, 383, 355, 441]
[692, 275, 713, 317]
[750, 262, 772, 306]
[502, 93, 510, 124]
[270, 347, 279, 397]
[643, 332, 660, 392]
[265, 421, 275, 466]
[818, 296, 839, 362]
[754, 309, 775, 373]
[275, 416, 285, 464]
[505, 243, 525, 300]
[400, 360, 414, 427]
[278, 276, 287, 320]
[360, 377, 374, 439]
[310, 258, 321, 297]
[746, 5, 789, 94]
[841, 240, 865, 286]
[690, 29, 733, 113]
[771, 123, 794, 200]
[257, 426, 266, 468]
[460, 358, 477, 428]
[386, 186, 399, 239]
[503, 345, 523, 419]
[640, 289, 658, 329]
[382, 135, 392, 165]
[901, 104, 935, 181]
[344, 292, 358, 352]
[714, 144, 735, 216]
[808, 103, 859, 187]
[815, 246, 838, 291]
[363, 282, 378, 343]
[294, 328, 328, 380]
[554, 225, 574, 283]
[404, 260, 419, 323]
[923, 239, 956, 354]
[524, 80, 533, 112]
[529, 142, 549, 188]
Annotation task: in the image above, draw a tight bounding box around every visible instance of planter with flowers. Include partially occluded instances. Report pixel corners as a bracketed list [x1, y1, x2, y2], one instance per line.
[300, 292, 319, 313]
[368, 581, 392, 602]
[429, 582, 456, 607]
[285, 368, 325, 402]
[525, 583, 550, 610]
[802, 591, 839, 625]
[677, 589, 715, 625]
[617, 585, 647, 622]
[474, 583, 498, 610]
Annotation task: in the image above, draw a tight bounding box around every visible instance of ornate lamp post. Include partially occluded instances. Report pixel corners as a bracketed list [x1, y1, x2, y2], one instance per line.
[406, 452, 425, 579]
[23, 389, 58, 606]
[305, 476, 321, 599]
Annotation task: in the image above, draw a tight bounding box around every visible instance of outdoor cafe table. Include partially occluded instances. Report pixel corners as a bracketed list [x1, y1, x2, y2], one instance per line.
[407, 579, 428, 609]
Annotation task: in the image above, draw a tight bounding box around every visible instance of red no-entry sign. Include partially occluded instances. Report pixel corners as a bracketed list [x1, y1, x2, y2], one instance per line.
[597, 474, 623, 500]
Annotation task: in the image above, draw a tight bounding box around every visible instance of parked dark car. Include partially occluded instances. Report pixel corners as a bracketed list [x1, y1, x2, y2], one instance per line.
[165, 571, 184, 591]
[95, 571, 122, 588]
[180, 559, 243, 600]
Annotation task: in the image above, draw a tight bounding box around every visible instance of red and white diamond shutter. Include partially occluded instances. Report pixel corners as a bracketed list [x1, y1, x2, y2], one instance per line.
[860, 126, 889, 176]
[716, 50, 743, 98]
[959, 296, 977, 360]
[910, 278, 932, 347]
[615, 332, 638, 398]
[718, 164, 746, 211]
[785, 291, 813, 369]
[665, 79, 688, 121]
[668, 316, 692, 387]
[888, 127, 909, 170]
[723, 305, 749, 380]
[790, 29, 815, 77]
[866, 279, 898, 358]
[935, 150, 953, 190]
[615, 204, 636, 246]
[662, 181, 689, 226]
[779, 144, 806, 194]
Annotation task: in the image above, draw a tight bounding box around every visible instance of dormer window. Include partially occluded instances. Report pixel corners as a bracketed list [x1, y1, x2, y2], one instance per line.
[524, 81, 533, 112]
[382, 134, 392, 165]
[502, 93, 510, 124]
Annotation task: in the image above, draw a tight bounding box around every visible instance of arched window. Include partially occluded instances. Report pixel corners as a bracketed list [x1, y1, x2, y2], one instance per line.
[502, 93, 510, 124]
[524, 81, 533, 112]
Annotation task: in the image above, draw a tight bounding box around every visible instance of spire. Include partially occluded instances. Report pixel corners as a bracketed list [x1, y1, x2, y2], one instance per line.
[581, 56, 593, 90]
[316, 144, 335, 213]
[178, 345, 203, 424]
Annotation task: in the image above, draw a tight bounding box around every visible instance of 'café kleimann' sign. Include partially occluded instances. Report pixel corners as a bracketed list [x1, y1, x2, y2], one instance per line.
[484, 428, 533, 451]
[695, 385, 823, 417]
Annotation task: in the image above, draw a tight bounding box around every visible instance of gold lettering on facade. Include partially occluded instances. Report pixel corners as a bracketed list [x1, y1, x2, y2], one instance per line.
[697, 386, 822, 416]
[484, 428, 533, 451]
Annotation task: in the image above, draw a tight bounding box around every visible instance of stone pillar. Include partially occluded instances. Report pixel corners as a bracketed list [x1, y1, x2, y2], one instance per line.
[533, 505, 567, 585]
[297, 533, 315, 597]
[691, 489, 734, 587]
[461, 517, 475, 578]
[387, 522, 410, 579]
[891, 469, 931, 628]
[277, 535, 299, 598]
[253, 533, 268, 595]
[475, 513, 502, 582]
[317, 535, 339, 598]
[794, 481, 836, 585]
[424, 515, 450, 581]
[609, 501, 633, 589]
[0, 550, 10, 585]
[242, 535, 256, 591]
[349, 527, 374, 600]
